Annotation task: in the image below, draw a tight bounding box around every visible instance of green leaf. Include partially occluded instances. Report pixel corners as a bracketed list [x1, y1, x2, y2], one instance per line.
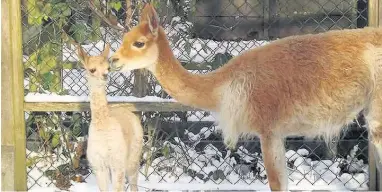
[111, 1, 122, 11]
[62, 7, 71, 17]
[26, 156, 41, 167]
[162, 145, 170, 158]
[58, 89, 69, 96]
[39, 56, 57, 74]
[26, 0, 44, 25]
[38, 127, 49, 141]
[51, 73, 62, 93]
[152, 0, 160, 8]
[108, 0, 122, 11]
[72, 124, 82, 137]
[90, 15, 102, 42]
[52, 3, 71, 18]
[51, 132, 61, 148]
[51, 113, 59, 124]
[41, 72, 54, 90]
[37, 53, 43, 65]
[69, 23, 90, 43]
[72, 113, 81, 121]
[29, 75, 39, 92]
[42, 3, 52, 16]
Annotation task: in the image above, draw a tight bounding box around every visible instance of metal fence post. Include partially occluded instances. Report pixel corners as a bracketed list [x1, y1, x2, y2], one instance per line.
[1, 0, 27, 190]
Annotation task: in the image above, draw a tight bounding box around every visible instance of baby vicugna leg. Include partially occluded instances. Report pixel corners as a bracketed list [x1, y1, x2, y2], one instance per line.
[93, 165, 109, 191]
[260, 134, 288, 191]
[126, 165, 139, 192]
[111, 166, 126, 191]
[126, 140, 143, 192]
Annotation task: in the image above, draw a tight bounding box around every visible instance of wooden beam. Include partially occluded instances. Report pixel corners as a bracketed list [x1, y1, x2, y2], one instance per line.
[24, 102, 198, 112]
[380, 0, 382, 27]
[2, 0, 27, 190]
[56, 61, 219, 70]
[369, 0, 380, 27]
[10, 0, 27, 189]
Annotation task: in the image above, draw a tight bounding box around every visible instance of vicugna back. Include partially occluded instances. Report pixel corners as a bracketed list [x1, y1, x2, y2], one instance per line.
[77, 44, 143, 191]
[109, 3, 382, 191]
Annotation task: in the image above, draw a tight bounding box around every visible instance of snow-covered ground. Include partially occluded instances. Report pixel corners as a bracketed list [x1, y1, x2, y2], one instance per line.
[27, 147, 369, 192]
[26, 126, 369, 191]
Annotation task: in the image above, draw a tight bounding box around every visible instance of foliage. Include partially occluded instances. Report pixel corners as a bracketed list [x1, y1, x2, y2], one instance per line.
[26, 111, 89, 189]
[108, 0, 122, 11]
[23, 0, 116, 94]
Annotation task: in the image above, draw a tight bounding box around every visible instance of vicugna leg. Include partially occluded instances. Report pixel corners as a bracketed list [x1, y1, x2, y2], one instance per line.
[94, 166, 109, 192]
[126, 150, 141, 191]
[112, 167, 126, 192]
[366, 96, 382, 163]
[126, 166, 139, 192]
[126, 134, 143, 192]
[260, 134, 288, 191]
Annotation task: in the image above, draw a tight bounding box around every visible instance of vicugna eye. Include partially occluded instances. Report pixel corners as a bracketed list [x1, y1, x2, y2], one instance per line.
[89, 69, 96, 73]
[133, 41, 145, 48]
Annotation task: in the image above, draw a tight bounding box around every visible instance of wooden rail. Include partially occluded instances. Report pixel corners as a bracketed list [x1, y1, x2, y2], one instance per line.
[24, 102, 197, 112]
[57, 60, 221, 71]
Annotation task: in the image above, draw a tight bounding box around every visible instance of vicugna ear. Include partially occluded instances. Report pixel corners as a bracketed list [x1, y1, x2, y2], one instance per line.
[102, 43, 111, 59]
[140, 3, 160, 36]
[77, 44, 89, 65]
[139, 3, 152, 22]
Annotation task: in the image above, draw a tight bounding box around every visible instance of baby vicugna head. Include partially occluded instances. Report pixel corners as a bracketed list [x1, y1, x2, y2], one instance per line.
[77, 44, 111, 80]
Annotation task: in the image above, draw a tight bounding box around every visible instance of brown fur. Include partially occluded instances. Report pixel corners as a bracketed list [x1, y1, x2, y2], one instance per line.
[110, 3, 382, 191]
[78, 44, 143, 191]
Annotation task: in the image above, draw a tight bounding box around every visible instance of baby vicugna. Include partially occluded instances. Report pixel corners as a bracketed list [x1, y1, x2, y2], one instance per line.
[77, 44, 143, 191]
[110, 3, 382, 191]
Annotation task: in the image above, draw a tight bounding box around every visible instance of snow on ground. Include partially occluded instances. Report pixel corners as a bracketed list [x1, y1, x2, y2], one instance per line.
[27, 154, 367, 192]
[28, 175, 357, 192]
[26, 130, 369, 192]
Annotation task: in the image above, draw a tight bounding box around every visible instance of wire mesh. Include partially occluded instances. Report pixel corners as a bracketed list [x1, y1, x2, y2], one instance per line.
[22, 0, 370, 191]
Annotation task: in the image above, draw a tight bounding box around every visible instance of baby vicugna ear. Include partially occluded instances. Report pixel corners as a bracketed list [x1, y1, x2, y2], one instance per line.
[77, 44, 144, 192]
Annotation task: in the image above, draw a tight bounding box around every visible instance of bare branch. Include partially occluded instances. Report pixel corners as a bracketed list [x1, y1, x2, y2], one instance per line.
[124, 0, 138, 30]
[125, 0, 132, 29]
[88, 0, 126, 32]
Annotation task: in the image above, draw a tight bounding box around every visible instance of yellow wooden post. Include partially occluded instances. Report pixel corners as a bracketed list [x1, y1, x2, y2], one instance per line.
[368, 1, 381, 190]
[1, 0, 27, 190]
[369, 0, 381, 27]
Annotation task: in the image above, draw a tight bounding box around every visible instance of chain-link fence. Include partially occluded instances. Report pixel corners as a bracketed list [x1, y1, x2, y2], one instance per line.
[22, 0, 371, 191]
